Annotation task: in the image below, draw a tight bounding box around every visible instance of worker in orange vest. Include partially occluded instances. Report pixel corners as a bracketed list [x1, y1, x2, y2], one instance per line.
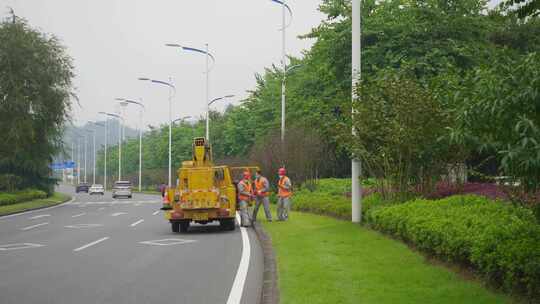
[237, 171, 254, 227]
[277, 168, 292, 221]
[252, 169, 272, 222]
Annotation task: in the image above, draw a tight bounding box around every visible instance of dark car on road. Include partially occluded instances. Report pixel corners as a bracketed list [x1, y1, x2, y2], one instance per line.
[76, 182, 90, 193]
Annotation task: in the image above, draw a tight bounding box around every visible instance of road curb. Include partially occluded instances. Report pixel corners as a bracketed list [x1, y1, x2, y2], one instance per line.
[0, 195, 73, 218]
[252, 221, 280, 304]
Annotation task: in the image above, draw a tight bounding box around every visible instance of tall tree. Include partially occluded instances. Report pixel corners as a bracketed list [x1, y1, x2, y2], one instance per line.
[0, 17, 75, 193]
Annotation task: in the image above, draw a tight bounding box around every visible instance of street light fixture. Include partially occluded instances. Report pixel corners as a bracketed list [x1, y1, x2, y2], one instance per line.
[173, 115, 192, 125]
[116, 98, 145, 192]
[97, 113, 110, 189]
[99, 111, 124, 181]
[165, 43, 215, 140]
[138, 77, 176, 188]
[88, 121, 104, 185]
[269, 0, 293, 146]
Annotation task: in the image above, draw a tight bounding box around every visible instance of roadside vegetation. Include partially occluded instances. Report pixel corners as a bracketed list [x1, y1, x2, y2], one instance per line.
[0, 192, 71, 216]
[262, 209, 511, 304]
[0, 14, 74, 195]
[289, 178, 540, 300]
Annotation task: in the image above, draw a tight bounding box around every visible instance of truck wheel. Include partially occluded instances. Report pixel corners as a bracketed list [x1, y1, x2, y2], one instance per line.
[179, 221, 190, 233]
[171, 222, 180, 233]
[221, 219, 236, 231]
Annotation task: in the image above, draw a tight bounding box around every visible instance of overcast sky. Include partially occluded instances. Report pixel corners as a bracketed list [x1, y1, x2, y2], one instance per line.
[2, 0, 502, 130]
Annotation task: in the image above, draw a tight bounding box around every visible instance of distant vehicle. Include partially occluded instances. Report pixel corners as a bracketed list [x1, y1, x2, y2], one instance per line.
[112, 181, 132, 199]
[76, 183, 90, 193]
[89, 184, 105, 195]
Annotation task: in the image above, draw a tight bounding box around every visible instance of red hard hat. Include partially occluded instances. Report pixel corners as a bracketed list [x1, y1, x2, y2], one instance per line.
[278, 168, 286, 175]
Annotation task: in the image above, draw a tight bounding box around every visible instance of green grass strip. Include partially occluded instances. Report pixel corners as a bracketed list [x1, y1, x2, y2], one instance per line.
[0, 192, 71, 216]
[261, 209, 512, 304]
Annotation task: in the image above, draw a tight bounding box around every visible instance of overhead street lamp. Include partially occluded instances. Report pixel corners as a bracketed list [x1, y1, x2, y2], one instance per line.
[173, 115, 192, 125]
[138, 77, 176, 188]
[165, 43, 215, 140]
[88, 121, 105, 185]
[100, 112, 124, 181]
[97, 113, 110, 189]
[207, 94, 234, 139]
[269, 0, 293, 145]
[116, 98, 145, 192]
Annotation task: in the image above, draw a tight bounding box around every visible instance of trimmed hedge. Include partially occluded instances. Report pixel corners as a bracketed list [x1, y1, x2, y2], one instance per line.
[366, 195, 540, 299]
[0, 189, 47, 206]
[292, 179, 384, 219]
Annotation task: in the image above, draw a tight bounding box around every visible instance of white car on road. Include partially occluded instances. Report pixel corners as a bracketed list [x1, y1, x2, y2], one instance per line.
[89, 184, 105, 195]
[112, 181, 133, 199]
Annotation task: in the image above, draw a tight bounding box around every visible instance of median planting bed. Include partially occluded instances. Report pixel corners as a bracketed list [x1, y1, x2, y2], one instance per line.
[0, 192, 71, 216]
[284, 178, 539, 301]
[0, 189, 47, 206]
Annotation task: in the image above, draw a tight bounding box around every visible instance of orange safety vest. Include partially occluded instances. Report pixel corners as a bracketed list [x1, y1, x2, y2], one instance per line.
[278, 176, 292, 198]
[238, 180, 253, 201]
[255, 178, 269, 197]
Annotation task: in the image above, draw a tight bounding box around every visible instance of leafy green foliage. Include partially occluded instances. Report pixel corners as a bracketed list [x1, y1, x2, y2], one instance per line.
[0, 17, 74, 193]
[366, 195, 540, 299]
[503, 0, 540, 18]
[0, 189, 47, 206]
[448, 52, 540, 196]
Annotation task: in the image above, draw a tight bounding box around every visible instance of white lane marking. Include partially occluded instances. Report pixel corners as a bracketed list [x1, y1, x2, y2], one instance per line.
[29, 214, 50, 220]
[98, 207, 106, 211]
[71, 212, 86, 218]
[130, 219, 144, 227]
[0, 197, 74, 219]
[21, 222, 49, 231]
[135, 203, 141, 206]
[73, 237, 109, 252]
[139, 238, 197, 246]
[226, 213, 251, 304]
[0, 243, 44, 251]
[152, 211, 159, 216]
[65, 224, 103, 229]
[111, 212, 127, 217]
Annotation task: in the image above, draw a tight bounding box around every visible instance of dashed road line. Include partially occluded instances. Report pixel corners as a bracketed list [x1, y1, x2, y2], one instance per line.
[0, 243, 44, 251]
[130, 219, 144, 227]
[73, 237, 110, 252]
[71, 212, 86, 218]
[152, 211, 159, 216]
[29, 214, 50, 220]
[111, 212, 127, 217]
[21, 222, 49, 231]
[98, 207, 106, 211]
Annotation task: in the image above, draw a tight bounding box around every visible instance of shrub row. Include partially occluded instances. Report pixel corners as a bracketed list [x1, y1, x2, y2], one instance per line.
[292, 179, 383, 219]
[366, 195, 540, 299]
[0, 189, 48, 206]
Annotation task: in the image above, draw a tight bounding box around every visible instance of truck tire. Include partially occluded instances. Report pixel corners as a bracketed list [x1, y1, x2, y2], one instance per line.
[179, 221, 190, 233]
[172, 222, 180, 233]
[220, 219, 236, 231]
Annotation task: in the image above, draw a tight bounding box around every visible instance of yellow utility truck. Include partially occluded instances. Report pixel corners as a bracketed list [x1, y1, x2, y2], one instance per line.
[165, 137, 255, 233]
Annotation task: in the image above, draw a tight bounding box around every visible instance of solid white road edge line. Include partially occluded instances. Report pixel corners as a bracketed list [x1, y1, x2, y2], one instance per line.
[152, 211, 159, 216]
[21, 222, 49, 231]
[0, 197, 75, 219]
[71, 212, 86, 218]
[73, 237, 110, 252]
[130, 219, 144, 227]
[226, 213, 251, 304]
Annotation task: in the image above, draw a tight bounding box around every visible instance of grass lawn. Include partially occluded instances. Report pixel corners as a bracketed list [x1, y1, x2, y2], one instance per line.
[261, 209, 512, 304]
[0, 192, 71, 216]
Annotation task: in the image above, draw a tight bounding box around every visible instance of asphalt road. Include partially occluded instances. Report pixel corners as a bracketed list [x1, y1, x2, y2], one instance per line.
[0, 184, 263, 304]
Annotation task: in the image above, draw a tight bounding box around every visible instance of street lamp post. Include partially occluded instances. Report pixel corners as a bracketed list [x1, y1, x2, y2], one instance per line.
[116, 98, 145, 192]
[173, 115, 192, 125]
[97, 113, 110, 190]
[85, 128, 95, 185]
[138, 77, 175, 188]
[84, 132, 88, 183]
[89, 121, 105, 185]
[208, 94, 234, 139]
[165, 43, 215, 141]
[351, 0, 362, 223]
[270, 0, 293, 145]
[100, 112, 123, 181]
